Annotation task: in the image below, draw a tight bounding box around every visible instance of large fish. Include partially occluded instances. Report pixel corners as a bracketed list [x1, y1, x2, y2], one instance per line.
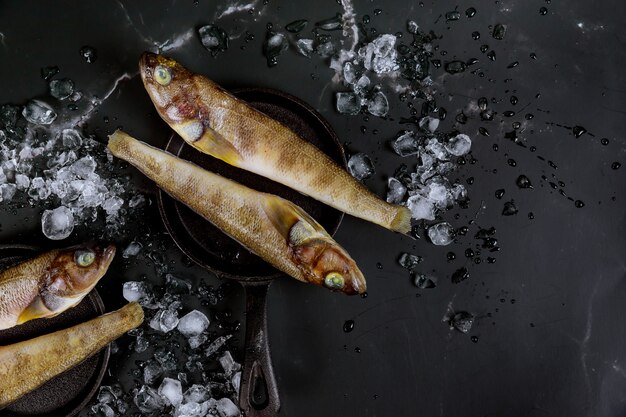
[0, 302, 143, 408]
[0, 244, 116, 330]
[108, 130, 366, 295]
[138, 52, 411, 234]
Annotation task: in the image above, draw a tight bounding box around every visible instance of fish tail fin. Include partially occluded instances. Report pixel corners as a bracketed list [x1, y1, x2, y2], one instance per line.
[107, 130, 133, 157]
[390, 206, 412, 234]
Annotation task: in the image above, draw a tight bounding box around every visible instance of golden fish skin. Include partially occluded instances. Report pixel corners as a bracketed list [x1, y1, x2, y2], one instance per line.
[0, 302, 143, 408]
[139, 52, 411, 234]
[108, 130, 366, 295]
[0, 244, 116, 330]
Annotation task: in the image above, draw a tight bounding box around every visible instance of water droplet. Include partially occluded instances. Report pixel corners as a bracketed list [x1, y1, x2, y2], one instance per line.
[479, 127, 489, 136]
[539, 7, 548, 15]
[79, 46, 97, 63]
[445, 60, 467, 74]
[376, 262, 383, 269]
[530, 52, 537, 60]
[502, 200, 518, 216]
[525, 113, 534, 120]
[456, 112, 468, 124]
[285, 19, 308, 33]
[495, 189, 505, 199]
[464, 248, 475, 258]
[487, 50, 496, 61]
[493, 144, 499, 151]
[572, 126, 587, 138]
[343, 320, 355, 333]
[446, 10, 461, 21]
[507, 159, 517, 167]
[354, 347, 361, 353]
[451, 267, 470, 284]
[472, 31, 481, 40]
[601, 138, 609, 145]
[516, 175, 533, 189]
[374, 8, 383, 15]
[447, 251, 456, 261]
[466, 7, 477, 18]
[528, 212, 535, 220]
[503, 110, 515, 117]
[611, 162, 621, 170]
[507, 61, 519, 69]
[471, 335, 479, 343]
[487, 257, 496, 264]
[41, 66, 59, 81]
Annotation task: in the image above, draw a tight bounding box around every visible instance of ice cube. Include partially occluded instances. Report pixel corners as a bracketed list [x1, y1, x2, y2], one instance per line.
[427, 222, 455, 246]
[450, 312, 474, 333]
[49, 78, 75, 100]
[97, 385, 120, 405]
[71, 156, 97, 179]
[188, 334, 208, 349]
[353, 75, 371, 96]
[426, 179, 453, 209]
[122, 241, 142, 258]
[149, 309, 179, 333]
[135, 335, 149, 353]
[407, 194, 436, 221]
[0, 183, 16, 202]
[205, 335, 232, 357]
[198, 25, 229, 56]
[358, 34, 399, 74]
[263, 32, 289, 66]
[451, 183, 467, 201]
[315, 40, 336, 58]
[158, 377, 183, 406]
[216, 398, 240, 417]
[231, 371, 241, 394]
[128, 194, 146, 208]
[183, 385, 210, 404]
[424, 138, 448, 160]
[143, 361, 163, 385]
[41, 206, 74, 240]
[178, 310, 210, 337]
[386, 178, 407, 204]
[102, 196, 124, 216]
[60, 129, 83, 149]
[398, 253, 422, 270]
[90, 404, 115, 417]
[367, 91, 389, 117]
[347, 153, 375, 181]
[412, 272, 437, 289]
[154, 347, 178, 372]
[134, 386, 165, 414]
[15, 173, 30, 190]
[122, 281, 149, 303]
[176, 402, 203, 417]
[22, 100, 57, 125]
[343, 61, 357, 84]
[28, 177, 50, 200]
[391, 132, 420, 157]
[335, 92, 361, 115]
[419, 116, 440, 133]
[407, 20, 419, 34]
[219, 351, 241, 376]
[295, 39, 314, 57]
[445, 134, 472, 156]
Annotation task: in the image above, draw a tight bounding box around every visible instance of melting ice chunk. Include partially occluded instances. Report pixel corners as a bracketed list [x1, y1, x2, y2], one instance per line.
[143, 361, 163, 385]
[450, 311, 474, 333]
[348, 153, 375, 181]
[183, 385, 210, 404]
[123, 281, 150, 303]
[367, 91, 389, 117]
[219, 351, 241, 376]
[122, 241, 143, 258]
[398, 252, 422, 270]
[391, 132, 420, 157]
[407, 195, 436, 221]
[358, 34, 399, 74]
[41, 206, 74, 240]
[295, 39, 314, 57]
[70, 156, 97, 179]
[134, 386, 165, 414]
[49, 78, 75, 100]
[215, 398, 240, 417]
[15, 173, 30, 190]
[158, 377, 183, 406]
[0, 183, 16, 202]
[427, 222, 455, 246]
[149, 309, 179, 333]
[61, 129, 83, 149]
[445, 134, 472, 156]
[386, 177, 407, 204]
[419, 116, 440, 133]
[198, 24, 229, 56]
[22, 100, 57, 125]
[336, 92, 361, 115]
[177, 310, 210, 337]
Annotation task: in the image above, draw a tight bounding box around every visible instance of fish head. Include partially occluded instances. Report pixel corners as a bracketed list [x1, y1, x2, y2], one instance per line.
[139, 52, 197, 123]
[46, 243, 116, 297]
[292, 238, 366, 295]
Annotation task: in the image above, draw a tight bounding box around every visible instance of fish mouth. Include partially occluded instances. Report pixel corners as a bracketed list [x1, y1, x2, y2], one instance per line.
[139, 51, 158, 82]
[100, 244, 116, 269]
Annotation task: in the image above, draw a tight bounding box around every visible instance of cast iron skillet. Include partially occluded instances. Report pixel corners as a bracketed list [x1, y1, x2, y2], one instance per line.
[0, 244, 109, 417]
[158, 88, 346, 416]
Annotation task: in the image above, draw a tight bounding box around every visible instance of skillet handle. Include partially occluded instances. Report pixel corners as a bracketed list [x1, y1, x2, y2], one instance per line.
[239, 281, 280, 416]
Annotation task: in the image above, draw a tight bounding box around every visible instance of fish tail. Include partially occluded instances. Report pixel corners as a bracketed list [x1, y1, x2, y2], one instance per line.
[390, 205, 412, 234]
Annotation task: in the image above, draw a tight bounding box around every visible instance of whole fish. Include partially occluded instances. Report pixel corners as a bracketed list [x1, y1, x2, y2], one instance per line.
[139, 52, 411, 234]
[0, 244, 115, 330]
[108, 130, 366, 295]
[0, 302, 143, 408]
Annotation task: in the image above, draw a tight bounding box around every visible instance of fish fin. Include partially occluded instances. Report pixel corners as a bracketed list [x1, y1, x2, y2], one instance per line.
[17, 297, 52, 324]
[191, 127, 242, 166]
[262, 197, 324, 246]
[390, 205, 412, 234]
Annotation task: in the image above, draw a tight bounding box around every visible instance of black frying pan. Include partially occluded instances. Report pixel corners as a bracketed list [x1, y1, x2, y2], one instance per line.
[157, 88, 346, 416]
[0, 244, 109, 417]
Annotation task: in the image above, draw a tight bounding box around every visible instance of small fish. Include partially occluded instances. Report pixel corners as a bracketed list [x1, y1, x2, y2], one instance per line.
[139, 52, 411, 234]
[108, 130, 366, 295]
[0, 244, 116, 330]
[0, 302, 143, 408]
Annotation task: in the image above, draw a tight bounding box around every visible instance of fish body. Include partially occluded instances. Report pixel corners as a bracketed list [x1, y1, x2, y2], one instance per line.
[0, 302, 143, 407]
[0, 244, 115, 330]
[139, 52, 411, 234]
[108, 131, 366, 294]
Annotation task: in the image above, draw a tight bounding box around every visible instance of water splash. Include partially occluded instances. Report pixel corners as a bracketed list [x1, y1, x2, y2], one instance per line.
[216, 0, 260, 19]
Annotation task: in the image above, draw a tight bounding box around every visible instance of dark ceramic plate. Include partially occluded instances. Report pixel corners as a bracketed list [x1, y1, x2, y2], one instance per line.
[0, 245, 109, 417]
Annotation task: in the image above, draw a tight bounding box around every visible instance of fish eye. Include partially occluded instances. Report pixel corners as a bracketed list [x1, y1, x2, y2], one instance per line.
[154, 65, 172, 86]
[75, 249, 96, 267]
[324, 272, 345, 290]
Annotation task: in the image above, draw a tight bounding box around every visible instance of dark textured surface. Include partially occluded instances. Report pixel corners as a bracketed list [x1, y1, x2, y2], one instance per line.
[0, 1, 624, 417]
[0, 246, 108, 417]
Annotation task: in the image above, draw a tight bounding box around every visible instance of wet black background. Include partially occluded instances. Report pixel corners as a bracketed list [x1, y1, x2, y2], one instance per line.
[0, 1, 625, 416]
